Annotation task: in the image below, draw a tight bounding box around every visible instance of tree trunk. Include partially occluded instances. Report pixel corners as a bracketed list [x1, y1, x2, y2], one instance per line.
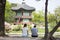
[43, 21, 60, 40]
[49, 21, 60, 39]
[42, 21, 60, 40]
[44, 0, 49, 40]
[0, 0, 6, 36]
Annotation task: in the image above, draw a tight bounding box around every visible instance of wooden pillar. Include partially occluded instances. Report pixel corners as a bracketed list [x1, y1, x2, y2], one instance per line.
[29, 12, 31, 16]
[19, 17, 20, 23]
[22, 10, 23, 16]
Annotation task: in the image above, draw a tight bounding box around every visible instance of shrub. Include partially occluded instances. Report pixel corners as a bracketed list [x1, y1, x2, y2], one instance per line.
[56, 28, 60, 32]
[28, 24, 32, 30]
[5, 26, 11, 33]
[12, 24, 22, 31]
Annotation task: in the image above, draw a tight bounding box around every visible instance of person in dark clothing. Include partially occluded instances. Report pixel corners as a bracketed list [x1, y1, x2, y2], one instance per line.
[31, 24, 38, 37]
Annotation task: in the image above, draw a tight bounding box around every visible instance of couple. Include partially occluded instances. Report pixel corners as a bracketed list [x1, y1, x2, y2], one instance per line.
[22, 24, 38, 37]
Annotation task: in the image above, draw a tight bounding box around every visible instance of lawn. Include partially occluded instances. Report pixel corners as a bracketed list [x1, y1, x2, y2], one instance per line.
[5, 25, 60, 34]
[6, 27, 50, 34]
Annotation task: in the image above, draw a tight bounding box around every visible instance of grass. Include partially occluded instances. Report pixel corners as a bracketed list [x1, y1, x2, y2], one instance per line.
[6, 26, 60, 34]
[37, 27, 45, 33]
[6, 27, 45, 34]
[9, 31, 22, 33]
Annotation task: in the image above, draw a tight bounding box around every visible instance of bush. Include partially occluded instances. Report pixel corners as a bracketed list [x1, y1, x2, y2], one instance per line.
[28, 24, 32, 30]
[5, 26, 11, 33]
[56, 28, 60, 32]
[49, 22, 56, 28]
[12, 24, 22, 31]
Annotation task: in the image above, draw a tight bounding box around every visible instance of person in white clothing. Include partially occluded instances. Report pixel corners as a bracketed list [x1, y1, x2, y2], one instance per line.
[22, 24, 28, 37]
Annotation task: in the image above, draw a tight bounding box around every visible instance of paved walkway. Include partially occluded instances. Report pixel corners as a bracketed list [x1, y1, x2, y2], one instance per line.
[0, 36, 60, 40]
[0, 37, 40, 40]
[0, 32, 60, 40]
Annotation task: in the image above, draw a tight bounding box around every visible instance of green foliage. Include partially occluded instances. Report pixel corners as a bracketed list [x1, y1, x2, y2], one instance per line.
[5, 1, 16, 23]
[28, 24, 32, 30]
[56, 28, 60, 32]
[32, 11, 44, 24]
[48, 7, 60, 28]
[11, 3, 17, 7]
[37, 27, 45, 33]
[49, 22, 56, 28]
[5, 26, 11, 33]
[12, 26, 20, 31]
[12, 24, 22, 31]
[48, 13, 56, 23]
[55, 7, 60, 22]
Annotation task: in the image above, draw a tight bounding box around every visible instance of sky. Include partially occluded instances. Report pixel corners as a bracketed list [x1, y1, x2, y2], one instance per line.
[8, 0, 60, 13]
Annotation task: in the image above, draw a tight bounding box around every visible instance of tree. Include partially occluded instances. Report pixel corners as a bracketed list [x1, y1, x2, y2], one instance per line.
[0, 0, 6, 36]
[48, 13, 56, 28]
[32, 11, 44, 24]
[48, 21, 60, 40]
[46, 7, 60, 40]
[44, 0, 60, 40]
[48, 13, 55, 23]
[5, 1, 16, 23]
[44, 0, 49, 40]
[32, 0, 49, 39]
[55, 7, 60, 24]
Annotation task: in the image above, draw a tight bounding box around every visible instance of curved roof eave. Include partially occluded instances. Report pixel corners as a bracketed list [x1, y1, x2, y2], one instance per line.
[11, 3, 35, 11]
[12, 8, 35, 11]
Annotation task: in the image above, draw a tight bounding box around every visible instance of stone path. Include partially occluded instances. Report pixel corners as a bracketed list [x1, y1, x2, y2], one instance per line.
[0, 34, 41, 40]
[0, 37, 40, 40]
[0, 37, 60, 40]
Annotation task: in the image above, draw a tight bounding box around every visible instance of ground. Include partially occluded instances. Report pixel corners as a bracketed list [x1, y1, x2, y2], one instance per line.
[0, 37, 39, 40]
[0, 36, 60, 40]
[0, 36, 40, 40]
[0, 33, 60, 40]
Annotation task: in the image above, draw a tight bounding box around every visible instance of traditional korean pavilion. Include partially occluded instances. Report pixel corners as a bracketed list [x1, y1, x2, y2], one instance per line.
[11, 1, 35, 24]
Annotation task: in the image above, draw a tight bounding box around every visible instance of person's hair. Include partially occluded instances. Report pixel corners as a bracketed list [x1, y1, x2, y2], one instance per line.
[34, 25, 36, 28]
[24, 24, 27, 27]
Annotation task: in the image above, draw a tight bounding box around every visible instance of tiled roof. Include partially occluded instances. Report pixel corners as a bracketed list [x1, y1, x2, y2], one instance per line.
[11, 3, 35, 11]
